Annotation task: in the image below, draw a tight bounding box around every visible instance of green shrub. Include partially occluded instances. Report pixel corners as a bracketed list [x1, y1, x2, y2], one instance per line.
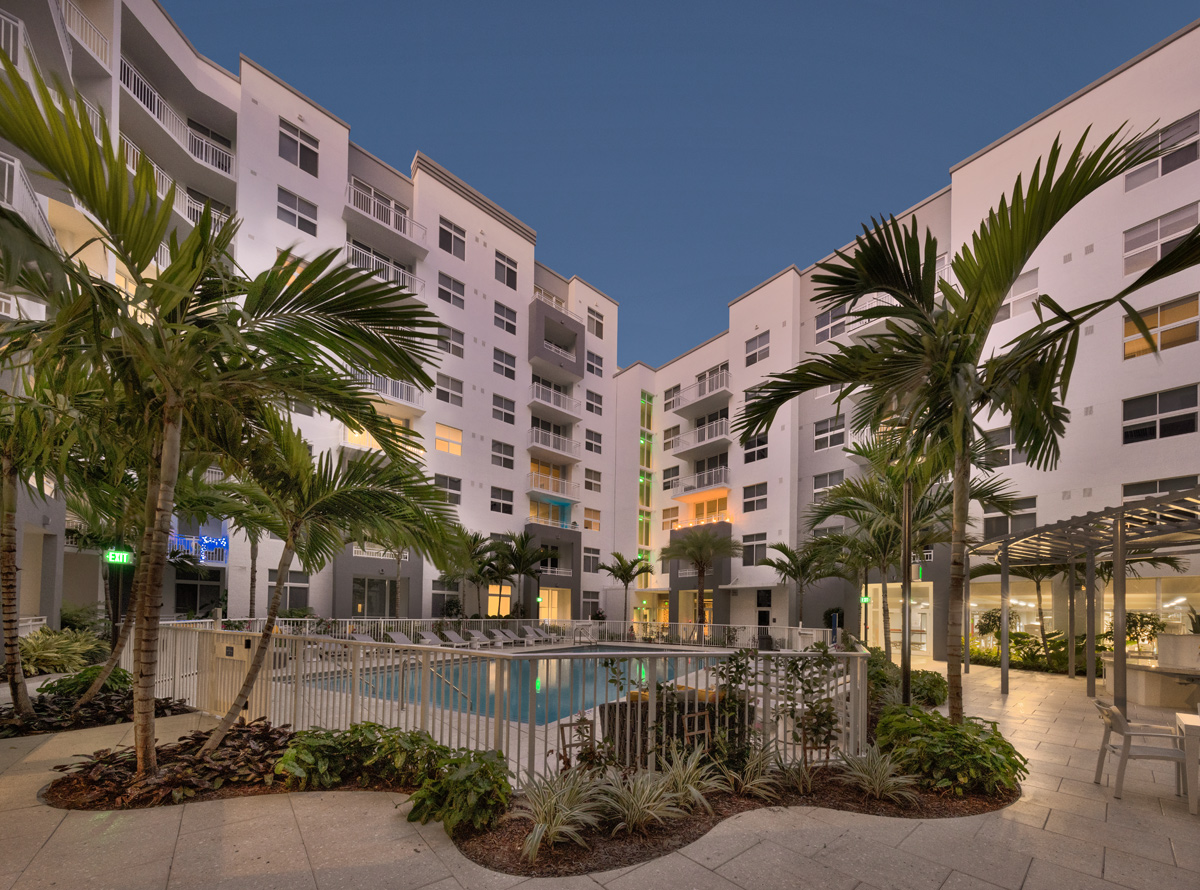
[714, 745, 780, 802]
[17, 628, 108, 676]
[876, 706, 1028, 796]
[909, 670, 948, 707]
[60, 604, 105, 634]
[866, 646, 900, 700]
[507, 769, 606, 863]
[599, 767, 686, 836]
[38, 665, 132, 697]
[275, 724, 449, 790]
[658, 744, 729, 814]
[835, 744, 919, 805]
[406, 748, 513, 833]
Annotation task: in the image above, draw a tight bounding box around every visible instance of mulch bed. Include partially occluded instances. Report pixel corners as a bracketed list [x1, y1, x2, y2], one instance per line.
[0, 693, 193, 739]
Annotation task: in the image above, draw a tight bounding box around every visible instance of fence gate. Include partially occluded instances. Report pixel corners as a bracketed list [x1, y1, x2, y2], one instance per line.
[195, 631, 272, 721]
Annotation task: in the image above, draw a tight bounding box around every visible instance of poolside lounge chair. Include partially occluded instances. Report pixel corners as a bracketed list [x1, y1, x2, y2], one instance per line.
[500, 628, 537, 647]
[349, 633, 377, 643]
[439, 630, 473, 649]
[527, 626, 561, 644]
[466, 629, 499, 648]
[538, 625, 567, 642]
[488, 629, 515, 647]
[386, 630, 417, 646]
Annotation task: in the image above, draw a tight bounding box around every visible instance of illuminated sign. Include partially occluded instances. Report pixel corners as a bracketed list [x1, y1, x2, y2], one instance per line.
[859, 596, 870, 603]
[104, 550, 134, 565]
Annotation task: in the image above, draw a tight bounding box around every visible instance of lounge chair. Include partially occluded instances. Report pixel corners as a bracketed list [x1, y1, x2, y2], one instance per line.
[349, 633, 376, 643]
[526, 626, 558, 643]
[419, 630, 463, 648]
[538, 625, 567, 642]
[466, 629, 499, 648]
[439, 629, 473, 649]
[488, 629, 515, 647]
[502, 628, 537, 647]
[386, 630, 417, 646]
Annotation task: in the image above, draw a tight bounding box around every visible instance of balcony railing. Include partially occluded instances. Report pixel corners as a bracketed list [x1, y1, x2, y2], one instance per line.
[542, 340, 576, 361]
[539, 565, 571, 578]
[846, 292, 901, 330]
[528, 473, 580, 499]
[123, 137, 186, 213]
[527, 515, 573, 530]
[667, 418, 730, 452]
[169, 533, 227, 563]
[353, 370, 424, 408]
[532, 286, 582, 322]
[345, 242, 424, 294]
[680, 511, 730, 528]
[664, 466, 730, 494]
[353, 545, 409, 560]
[673, 370, 732, 409]
[185, 193, 230, 228]
[346, 180, 426, 243]
[529, 383, 580, 414]
[119, 57, 234, 175]
[0, 152, 56, 247]
[203, 466, 224, 485]
[528, 428, 581, 457]
[63, 0, 108, 66]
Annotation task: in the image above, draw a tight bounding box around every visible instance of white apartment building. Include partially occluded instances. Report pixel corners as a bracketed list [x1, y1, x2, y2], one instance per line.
[4, 2, 1199, 648]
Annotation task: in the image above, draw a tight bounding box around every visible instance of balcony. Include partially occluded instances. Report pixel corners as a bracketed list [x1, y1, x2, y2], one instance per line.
[527, 383, 581, 424]
[532, 287, 582, 322]
[119, 57, 234, 176]
[678, 511, 731, 529]
[666, 418, 731, 461]
[63, 0, 109, 67]
[169, 533, 227, 564]
[527, 514, 574, 530]
[345, 242, 425, 297]
[542, 340, 576, 362]
[539, 565, 572, 579]
[124, 137, 230, 229]
[847, 292, 901, 339]
[353, 370, 425, 416]
[669, 370, 733, 419]
[666, 467, 731, 504]
[528, 428, 582, 463]
[343, 425, 383, 452]
[0, 152, 56, 247]
[352, 544, 409, 560]
[527, 473, 581, 504]
[345, 179, 427, 261]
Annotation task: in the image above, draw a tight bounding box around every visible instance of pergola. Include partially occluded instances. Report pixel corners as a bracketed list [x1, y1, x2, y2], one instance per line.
[972, 485, 1200, 712]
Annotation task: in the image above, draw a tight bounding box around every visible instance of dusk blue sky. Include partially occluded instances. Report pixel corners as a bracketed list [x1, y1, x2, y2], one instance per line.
[162, 1, 1199, 368]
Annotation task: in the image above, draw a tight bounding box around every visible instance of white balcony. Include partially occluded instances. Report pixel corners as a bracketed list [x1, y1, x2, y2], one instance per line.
[542, 340, 576, 362]
[667, 467, 731, 504]
[540, 565, 572, 578]
[666, 418, 731, 460]
[169, 533, 227, 563]
[345, 242, 424, 296]
[63, 0, 109, 66]
[528, 428, 581, 462]
[0, 152, 56, 247]
[352, 544, 409, 560]
[527, 514, 573, 530]
[846, 291, 901, 338]
[527, 383, 581, 424]
[532, 286, 582, 322]
[119, 57, 234, 176]
[346, 179, 426, 245]
[527, 472, 581, 503]
[678, 511, 730, 529]
[352, 370, 425, 415]
[669, 370, 732, 418]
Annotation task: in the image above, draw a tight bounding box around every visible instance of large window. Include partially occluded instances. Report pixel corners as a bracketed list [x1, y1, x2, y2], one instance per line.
[814, 415, 845, 451]
[436, 374, 463, 407]
[586, 351, 603, 376]
[278, 118, 318, 176]
[493, 395, 515, 424]
[1123, 385, 1198, 444]
[816, 304, 846, 342]
[745, 331, 769, 366]
[1123, 475, 1198, 502]
[983, 427, 1026, 467]
[494, 301, 517, 334]
[491, 440, 514, 469]
[266, 570, 310, 611]
[438, 325, 465, 358]
[662, 506, 679, 530]
[490, 487, 513, 514]
[743, 482, 767, 513]
[351, 577, 395, 617]
[276, 187, 317, 235]
[587, 307, 604, 338]
[437, 273, 465, 309]
[586, 391, 603, 415]
[175, 567, 222, 615]
[434, 474, 462, 505]
[1126, 111, 1199, 191]
[744, 431, 767, 463]
[439, 217, 465, 259]
[1123, 295, 1198, 359]
[983, 497, 1036, 539]
[434, 424, 462, 456]
[1124, 203, 1197, 276]
[663, 384, 680, 410]
[493, 348, 516, 379]
[743, 533, 767, 567]
[585, 429, 602, 454]
[662, 466, 680, 491]
[584, 508, 600, 531]
[585, 468, 602, 492]
[996, 268, 1038, 322]
[583, 547, 600, 573]
[664, 425, 681, 450]
[813, 470, 844, 502]
[495, 250, 517, 289]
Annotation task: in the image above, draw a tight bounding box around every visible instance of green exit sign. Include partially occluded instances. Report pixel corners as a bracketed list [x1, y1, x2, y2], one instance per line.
[104, 550, 134, 565]
[860, 596, 870, 603]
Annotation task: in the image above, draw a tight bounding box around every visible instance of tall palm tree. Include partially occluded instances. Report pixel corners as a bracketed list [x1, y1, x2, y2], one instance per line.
[659, 527, 742, 628]
[757, 541, 837, 628]
[199, 416, 453, 753]
[808, 531, 872, 642]
[0, 65, 445, 772]
[443, 529, 500, 618]
[737, 129, 1200, 721]
[500, 531, 550, 620]
[597, 552, 654, 627]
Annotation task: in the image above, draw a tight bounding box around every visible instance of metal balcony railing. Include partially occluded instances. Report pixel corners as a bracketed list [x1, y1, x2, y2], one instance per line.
[667, 466, 729, 494]
[169, 533, 227, 563]
[0, 152, 56, 247]
[673, 370, 732, 408]
[63, 0, 108, 65]
[345, 242, 424, 294]
[846, 292, 901, 330]
[679, 511, 730, 528]
[346, 180, 426, 243]
[353, 545, 409, 560]
[539, 565, 571, 577]
[185, 193, 230, 228]
[667, 418, 730, 452]
[528, 428, 581, 457]
[532, 286, 582, 322]
[542, 340, 576, 362]
[352, 370, 424, 408]
[529, 383, 580, 414]
[528, 473, 580, 499]
[527, 515, 572, 529]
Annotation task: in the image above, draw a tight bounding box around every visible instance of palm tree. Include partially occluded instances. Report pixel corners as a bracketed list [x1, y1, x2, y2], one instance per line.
[737, 129, 1200, 721]
[443, 529, 500, 618]
[199, 416, 453, 753]
[659, 527, 742, 628]
[598, 552, 654, 628]
[808, 531, 873, 642]
[0, 66, 445, 772]
[757, 541, 837, 628]
[969, 561, 1060, 665]
[500, 531, 550, 620]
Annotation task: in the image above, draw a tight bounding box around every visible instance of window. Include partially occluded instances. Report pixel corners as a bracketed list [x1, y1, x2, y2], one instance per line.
[438, 326, 465, 358]
[983, 427, 1026, 467]
[583, 547, 600, 573]
[437, 273, 465, 309]
[813, 524, 843, 539]
[662, 466, 680, 491]
[743, 533, 767, 567]
[1123, 385, 1198, 444]
[743, 482, 767, 513]
[586, 391, 603, 415]
[813, 470, 844, 502]
[757, 589, 772, 608]
[490, 487, 513, 514]
[745, 331, 769, 366]
[351, 577, 397, 618]
[491, 440, 514, 469]
[662, 506, 679, 530]
[664, 425, 681, 450]
[586, 351, 603, 376]
[1126, 112, 1199, 191]
[439, 217, 465, 259]
[638, 509, 650, 546]
[492, 394, 515, 424]
[996, 269, 1038, 322]
[493, 348, 516, 379]
[494, 301, 517, 334]
[434, 424, 462, 456]
[640, 433, 652, 468]
[434, 474, 462, 505]
[640, 391, 653, 428]
[276, 187, 317, 236]
[1124, 203, 1198, 276]
[486, 583, 512, 617]
[814, 415, 845, 451]
[639, 473, 652, 507]
[1124, 295, 1199, 359]
[694, 497, 727, 522]
[436, 374, 463, 407]
[585, 429, 602, 454]
[983, 497, 1036, 539]
[1123, 475, 1198, 501]
[587, 307, 604, 338]
[278, 119, 318, 176]
[584, 508, 600, 531]
[266, 570, 310, 611]
[585, 469, 602, 492]
[494, 250, 517, 289]
[744, 431, 768, 463]
[582, 590, 600, 617]
[816, 304, 846, 342]
[663, 385, 680, 410]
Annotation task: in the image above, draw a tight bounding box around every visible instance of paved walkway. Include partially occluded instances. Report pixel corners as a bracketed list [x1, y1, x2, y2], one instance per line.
[0, 666, 1195, 890]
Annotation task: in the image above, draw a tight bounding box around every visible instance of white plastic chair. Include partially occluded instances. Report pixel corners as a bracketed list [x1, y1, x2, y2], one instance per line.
[1093, 700, 1184, 799]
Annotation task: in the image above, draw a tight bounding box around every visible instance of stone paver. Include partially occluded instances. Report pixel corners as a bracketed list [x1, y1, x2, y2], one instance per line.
[0, 666, 1194, 889]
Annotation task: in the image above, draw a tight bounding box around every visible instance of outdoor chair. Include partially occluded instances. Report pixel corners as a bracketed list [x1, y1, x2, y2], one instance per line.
[466, 629, 499, 647]
[386, 630, 417, 646]
[439, 630, 473, 649]
[348, 633, 376, 643]
[1093, 700, 1184, 799]
[488, 629, 514, 647]
[522, 626, 551, 643]
[501, 628, 537, 647]
[418, 630, 451, 647]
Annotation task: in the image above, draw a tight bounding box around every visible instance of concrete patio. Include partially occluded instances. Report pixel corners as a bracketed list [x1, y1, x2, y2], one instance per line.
[0, 665, 1195, 890]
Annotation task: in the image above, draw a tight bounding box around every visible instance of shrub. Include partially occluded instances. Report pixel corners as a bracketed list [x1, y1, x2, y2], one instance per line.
[975, 608, 1020, 639]
[866, 646, 901, 702]
[38, 665, 132, 697]
[835, 744, 919, 805]
[715, 745, 780, 802]
[909, 670, 948, 707]
[507, 769, 606, 863]
[406, 748, 513, 833]
[0, 691, 190, 738]
[275, 724, 449, 790]
[658, 744, 729, 814]
[599, 768, 686, 836]
[60, 604, 106, 634]
[876, 706, 1028, 796]
[17, 628, 108, 676]
[774, 757, 813, 795]
[279, 606, 315, 619]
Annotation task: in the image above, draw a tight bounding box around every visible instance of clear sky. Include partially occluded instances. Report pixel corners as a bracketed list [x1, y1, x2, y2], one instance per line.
[161, 0, 1199, 368]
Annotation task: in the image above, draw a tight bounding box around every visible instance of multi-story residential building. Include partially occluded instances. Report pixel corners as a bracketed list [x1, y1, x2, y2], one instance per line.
[5, 2, 1200, 649]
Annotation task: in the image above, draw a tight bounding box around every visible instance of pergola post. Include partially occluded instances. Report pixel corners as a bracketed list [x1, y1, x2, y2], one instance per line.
[963, 551, 971, 675]
[1113, 515, 1127, 713]
[1085, 550, 1096, 697]
[1067, 548, 1076, 679]
[1000, 544, 1010, 696]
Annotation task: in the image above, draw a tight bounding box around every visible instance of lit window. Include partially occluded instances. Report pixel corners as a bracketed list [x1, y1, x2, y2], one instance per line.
[1122, 385, 1198, 444]
[662, 506, 679, 530]
[278, 119, 318, 176]
[743, 482, 767, 513]
[491, 440, 514, 469]
[745, 331, 769, 366]
[436, 374, 463, 407]
[587, 307, 604, 339]
[814, 415, 845, 451]
[492, 394, 515, 424]
[1125, 112, 1200, 191]
[434, 424, 462, 456]
[494, 301, 517, 334]
[744, 431, 767, 463]
[1123, 295, 1199, 359]
[586, 351, 603, 376]
[277, 187, 317, 236]
[434, 473, 462, 504]
[983, 498, 1036, 539]
[437, 273, 465, 309]
[495, 251, 517, 289]
[1124, 203, 1198, 276]
[438, 325, 465, 358]
[586, 390, 603, 415]
[743, 533, 767, 567]
[584, 508, 600, 531]
[638, 509, 650, 546]
[585, 429, 602, 454]
[493, 348, 516, 379]
[490, 487, 513, 514]
[439, 217, 465, 259]
[585, 469, 602, 492]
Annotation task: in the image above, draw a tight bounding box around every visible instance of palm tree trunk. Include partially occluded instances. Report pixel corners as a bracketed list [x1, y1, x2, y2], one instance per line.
[1034, 579, 1051, 666]
[696, 567, 706, 629]
[623, 582, 630, 633]
[247, 535, 258, 619]
[880, 566, 892, 662]
[200, 544, 294, 754]
[946, 450, 970, 724]
[1, 457, 33, 719]
[795, 579, 804, 627]
[133, 406, 184, 775]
